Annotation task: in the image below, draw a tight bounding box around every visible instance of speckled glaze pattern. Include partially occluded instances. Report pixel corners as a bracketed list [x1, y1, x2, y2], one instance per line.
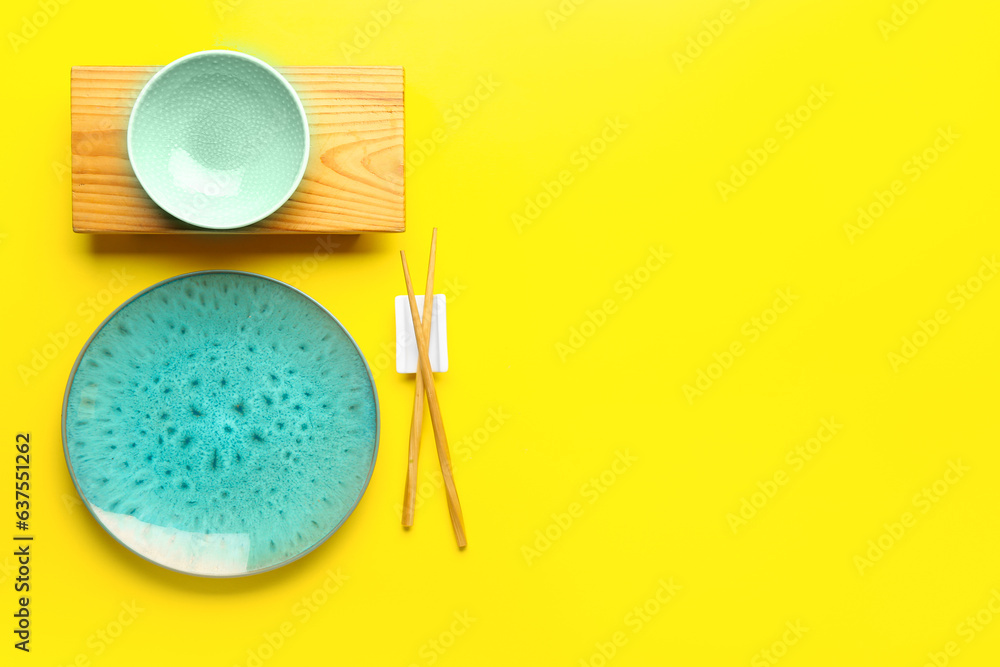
[62, 272, 378, 576]
[127, 51, 309, 230]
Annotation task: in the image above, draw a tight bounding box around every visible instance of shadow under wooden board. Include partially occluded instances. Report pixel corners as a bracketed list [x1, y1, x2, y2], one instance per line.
[71, 65, 404, 234]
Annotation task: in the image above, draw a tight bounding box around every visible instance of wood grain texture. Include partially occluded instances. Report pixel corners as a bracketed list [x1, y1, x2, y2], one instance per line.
[71, 65, 404, 233]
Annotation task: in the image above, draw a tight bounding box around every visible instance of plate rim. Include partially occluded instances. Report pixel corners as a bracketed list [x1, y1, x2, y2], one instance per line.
[61, 269, 380, 578]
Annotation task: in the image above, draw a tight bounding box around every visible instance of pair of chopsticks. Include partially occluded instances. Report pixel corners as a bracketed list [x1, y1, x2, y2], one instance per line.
[400, 229, 467, 548]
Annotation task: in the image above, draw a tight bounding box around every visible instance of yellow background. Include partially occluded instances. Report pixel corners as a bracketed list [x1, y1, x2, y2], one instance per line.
[2, 0, 1000, 664]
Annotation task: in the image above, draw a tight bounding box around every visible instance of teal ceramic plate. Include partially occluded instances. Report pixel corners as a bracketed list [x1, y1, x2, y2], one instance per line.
[62, 272, 379, 576]
[127, 50, 309, 230]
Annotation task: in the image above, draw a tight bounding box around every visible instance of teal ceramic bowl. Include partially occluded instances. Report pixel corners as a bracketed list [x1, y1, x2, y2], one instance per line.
[62, 271, 379, 576]
[127, 51, 309, 230]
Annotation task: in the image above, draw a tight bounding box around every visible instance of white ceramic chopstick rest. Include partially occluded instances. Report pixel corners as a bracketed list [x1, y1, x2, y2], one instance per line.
[394, 294, 448, 373]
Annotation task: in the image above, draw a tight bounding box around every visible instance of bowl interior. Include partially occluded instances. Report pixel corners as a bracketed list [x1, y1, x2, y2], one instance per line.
[128, 52, 309, 230]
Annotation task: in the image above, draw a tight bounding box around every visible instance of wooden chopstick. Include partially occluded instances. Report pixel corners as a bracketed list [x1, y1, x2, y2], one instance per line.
[401, 248, 467, 548]
[402, 229, 438, 527]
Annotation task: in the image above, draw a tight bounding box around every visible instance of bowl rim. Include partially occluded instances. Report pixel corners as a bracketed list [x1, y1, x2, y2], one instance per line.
[126, 50, 310, 231]
[60, 270, 380, 578]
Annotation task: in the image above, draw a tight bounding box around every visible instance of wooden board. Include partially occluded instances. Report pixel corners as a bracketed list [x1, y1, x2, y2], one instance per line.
[71, 66, 404, 233]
